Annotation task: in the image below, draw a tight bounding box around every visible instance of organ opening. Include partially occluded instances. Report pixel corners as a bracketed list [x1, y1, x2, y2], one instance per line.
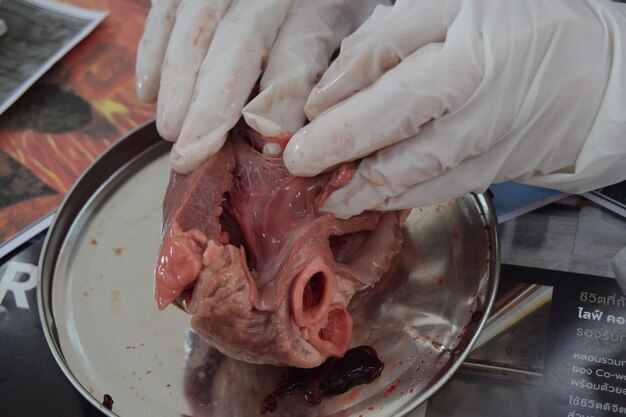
[291, 257, 336, 328]
[307, 306, 353, 358]
[303, 272, 325, 313]
[329, 231, 369, 264]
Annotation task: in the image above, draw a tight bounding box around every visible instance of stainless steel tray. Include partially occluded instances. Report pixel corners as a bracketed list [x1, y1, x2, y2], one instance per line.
[38, 121, 499, 417]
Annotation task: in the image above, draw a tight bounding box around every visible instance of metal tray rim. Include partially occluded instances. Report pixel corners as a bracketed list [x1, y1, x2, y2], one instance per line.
[394, 191, 500, 417]
[37, 120, 160, 417]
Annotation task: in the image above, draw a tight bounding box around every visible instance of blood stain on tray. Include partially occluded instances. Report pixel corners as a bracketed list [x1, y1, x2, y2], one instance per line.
[383, 379, 401, 397]
[109, 289, 120, 311]
[260, 346, 383, 414]
[113, 247, 123, 255]
[102, 394, 114, 410]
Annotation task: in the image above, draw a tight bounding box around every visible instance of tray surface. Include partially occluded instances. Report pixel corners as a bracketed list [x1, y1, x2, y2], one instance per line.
[38, 122, 499, 417]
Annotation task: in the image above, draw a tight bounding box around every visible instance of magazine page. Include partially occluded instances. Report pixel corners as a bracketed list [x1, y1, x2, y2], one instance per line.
[424, 264, 626, 417]
[0, 232, 102, 416]
[0, 0, 155, 259]
[0, 0, 107, 115]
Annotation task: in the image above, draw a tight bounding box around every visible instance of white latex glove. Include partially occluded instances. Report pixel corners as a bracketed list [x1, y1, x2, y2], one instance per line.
[136, 0, 385, 173]
[284, 0, 626, 218]
[242, 0, 386, 139]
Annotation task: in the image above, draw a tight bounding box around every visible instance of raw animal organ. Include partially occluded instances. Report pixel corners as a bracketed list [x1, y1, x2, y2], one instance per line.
[155, 125, 405, 368]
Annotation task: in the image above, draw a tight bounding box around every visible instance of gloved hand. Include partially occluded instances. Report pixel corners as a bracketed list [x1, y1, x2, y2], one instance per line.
[284, 0, 626, 218]
[136, 0, 385, 173]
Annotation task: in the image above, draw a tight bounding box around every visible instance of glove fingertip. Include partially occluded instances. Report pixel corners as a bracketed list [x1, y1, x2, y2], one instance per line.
[156, 118, 179, 143]
[319, 195, 361, 220]
[304, 71, 347, 121]
[283, 131, 322, 177]
[135, 71, 159, 103]
[170, 131, 226, 174]
[242, 107, 283, 138]
[156, 97, 186, 142]
[319, 172, 384, 219]
[135, 84, 156, 103]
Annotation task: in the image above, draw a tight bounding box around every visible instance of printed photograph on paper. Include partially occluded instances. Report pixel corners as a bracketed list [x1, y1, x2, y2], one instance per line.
[0, 0, 107, 115]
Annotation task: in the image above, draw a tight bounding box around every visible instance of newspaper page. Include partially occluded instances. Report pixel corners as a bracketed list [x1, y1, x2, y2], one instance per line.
[0, 0, 107, 115]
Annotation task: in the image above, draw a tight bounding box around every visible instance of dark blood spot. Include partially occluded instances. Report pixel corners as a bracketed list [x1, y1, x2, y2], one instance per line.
[437, 276, 446, 286]
[260, 346, 384, 414]
[102, 394, 113, 410]
[368, 406, 375, 411]
[471, 311, 483, 323]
